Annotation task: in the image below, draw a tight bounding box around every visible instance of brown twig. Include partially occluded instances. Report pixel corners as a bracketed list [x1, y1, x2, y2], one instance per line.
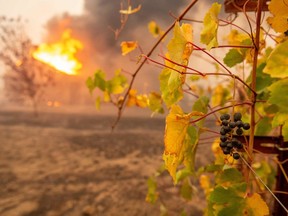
[112, 0, 199, 130]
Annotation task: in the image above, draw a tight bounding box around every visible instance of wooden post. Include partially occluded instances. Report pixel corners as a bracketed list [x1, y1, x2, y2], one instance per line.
[234, 135, 288, 214]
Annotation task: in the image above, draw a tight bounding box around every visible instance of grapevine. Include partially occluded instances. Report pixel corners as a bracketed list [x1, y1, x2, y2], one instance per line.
[87, 0, 288, 214]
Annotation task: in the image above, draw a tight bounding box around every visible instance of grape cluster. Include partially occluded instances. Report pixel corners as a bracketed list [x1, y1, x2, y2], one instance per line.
[219, 112, 250, 160]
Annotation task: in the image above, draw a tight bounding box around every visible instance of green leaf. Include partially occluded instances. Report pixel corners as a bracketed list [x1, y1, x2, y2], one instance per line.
[176, 168, 193, 184]
[268, 79, 288, 111]
[192, 96, 209, 127]
[263, 40, 288, 78]
[86, 76, 95, 94]
[209, 186, 243, 204]
[255, 63, 275, 93]
[93, 70, 106, 91]
[200, 2, 221, 50]
[160, 22, 193, 107]
[146, 177, 158, 204]
[223, 49, 245, 67]
[183, 126, 199, 171]
[255, 116, 272, 136]
[180, 178, 193, 200]
[216, 168, 244, 185]
[218, 202, 245, 216]
[160, 66, 183, 107]
[106, 70, 127, 94]
[148, 92, 164, 114]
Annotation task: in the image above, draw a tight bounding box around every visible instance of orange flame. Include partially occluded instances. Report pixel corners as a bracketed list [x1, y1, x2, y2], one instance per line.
[33, 30, 83, 75]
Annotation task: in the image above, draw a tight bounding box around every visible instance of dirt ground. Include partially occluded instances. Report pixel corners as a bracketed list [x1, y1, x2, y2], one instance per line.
[0, 107, 212, 216]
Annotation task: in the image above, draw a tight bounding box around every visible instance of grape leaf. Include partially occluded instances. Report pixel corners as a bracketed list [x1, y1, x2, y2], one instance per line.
[263, 39, 288, 78]
[200, 2, 221, 50]
[180, 178, 193, 200]
[192, 96, 209, 127]
[255, 116, 272, 136]
[211, 85, 230, 107]
[160, 22, 193, 107]
[267, 79, 288, 111]
[163, 105, 203, 183]
[147, 92, 164, 114]
[216, 168, 244, 185]
[127, 89, 148, 108]
[148, 21, 163, 38]
[224, 49, 245, 67]
[107, 70, 127, 94]
[209, 186, 243, 204]
[267, 0, 288, 33]
[245, 193, 269, 216]
[145, 176, 158, 204]
[120, 41, 138, 56]
[255, 63, 276, 93]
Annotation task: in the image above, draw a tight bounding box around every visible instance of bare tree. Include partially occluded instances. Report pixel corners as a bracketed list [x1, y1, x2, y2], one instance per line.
[0, 16, 54, 116]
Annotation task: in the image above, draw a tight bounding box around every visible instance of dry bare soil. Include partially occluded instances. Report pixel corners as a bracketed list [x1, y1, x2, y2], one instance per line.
[0, 108, 210, 216]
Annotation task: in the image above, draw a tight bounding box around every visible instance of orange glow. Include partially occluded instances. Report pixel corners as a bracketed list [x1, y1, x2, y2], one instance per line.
[33, 30, 83, 75]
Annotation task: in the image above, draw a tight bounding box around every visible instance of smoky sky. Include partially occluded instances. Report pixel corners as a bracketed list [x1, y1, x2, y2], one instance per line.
[44, 0, 191, 73]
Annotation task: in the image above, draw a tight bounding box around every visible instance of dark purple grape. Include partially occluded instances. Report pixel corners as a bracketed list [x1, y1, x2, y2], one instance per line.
[220, 127, 226, 135]
[220, 135, 227, 142]
[223, 126, 231, 133]
[221, 119, 229, 126]
[223, 147, 231, 155]
[236, 142, 243, 149]
[236, 128, 243, 135]
[229, 122, 236, 128]
[231, 138, 239, 147]
[220, 113, 230, 121]
[236, 121, 244, 128]
[234, 112, 242, 121]
[220, 142, 227, 148]
[233, 152, 240, 160]
[243, 123, 250, 130]
[226, 142, 233, 149]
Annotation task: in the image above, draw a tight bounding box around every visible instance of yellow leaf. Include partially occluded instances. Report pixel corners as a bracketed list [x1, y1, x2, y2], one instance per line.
[246, 193, 269, 216]
[119, 4, 141, 15]
[267, 0, 288, 33]
[201, 2, 221, 50]
[136, 94, 148, 108]
[127, 89, 148, 108]
[127, 89, 137, 106]
[148, 21, 164, 38]
[120, 41, 138, 56]
[163, 105, 203, 182]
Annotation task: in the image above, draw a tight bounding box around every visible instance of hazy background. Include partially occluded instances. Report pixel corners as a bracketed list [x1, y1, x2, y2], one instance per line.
[0, 0, 218, 109]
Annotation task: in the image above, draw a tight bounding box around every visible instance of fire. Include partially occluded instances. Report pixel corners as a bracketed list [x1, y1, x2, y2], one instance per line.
[33, 30, 83, 75]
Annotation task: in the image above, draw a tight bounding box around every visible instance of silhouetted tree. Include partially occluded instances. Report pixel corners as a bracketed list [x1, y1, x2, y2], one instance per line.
[0, 16, 54, 116]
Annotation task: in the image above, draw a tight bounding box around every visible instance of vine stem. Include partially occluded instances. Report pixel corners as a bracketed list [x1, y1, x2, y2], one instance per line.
[190, 102, 252, 124]
[188, 42, 233, 75]
[248, 0, 262, 167]
[112, 0, 199, 130]
[244, 0, 262, 194]
[143, 54, 257, 95]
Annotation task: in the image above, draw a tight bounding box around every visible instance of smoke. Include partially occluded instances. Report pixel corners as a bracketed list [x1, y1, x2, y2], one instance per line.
[42, 0, 225, 106]
[44, 1, 191, 76]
